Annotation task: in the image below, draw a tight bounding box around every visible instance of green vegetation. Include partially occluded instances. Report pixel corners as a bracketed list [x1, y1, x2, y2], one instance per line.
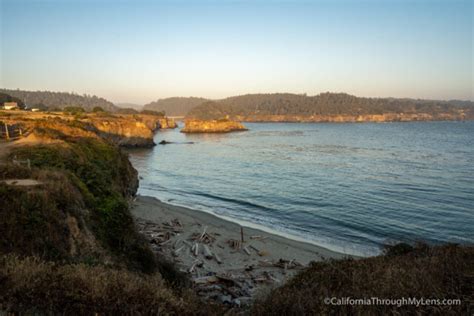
[0, 92, 25, 109]
[144, 97, 208, 116]
[63, 106, 86, 115]
[92, 106, 105, 112]
[186, 93, 474, 120]
[7, 135, 156, 271]
[0, 169, 83, 260]
[0, 88, 118, 112]
[252, 243, 473, 315]
[0, 118, 226, 314]
[140, 109, 166, 117]
[117, 107, 139, 114]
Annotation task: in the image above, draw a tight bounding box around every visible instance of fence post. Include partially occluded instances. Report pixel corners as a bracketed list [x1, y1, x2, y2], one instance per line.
[5, 123, 9, 140]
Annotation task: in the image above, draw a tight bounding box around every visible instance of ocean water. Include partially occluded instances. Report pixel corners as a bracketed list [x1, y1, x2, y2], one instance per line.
[127, 121, 474, 256]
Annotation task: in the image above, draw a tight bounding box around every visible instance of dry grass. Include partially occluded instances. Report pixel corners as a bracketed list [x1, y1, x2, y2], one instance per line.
[0, 255, 224, 315]
[252, 244, 473, 315]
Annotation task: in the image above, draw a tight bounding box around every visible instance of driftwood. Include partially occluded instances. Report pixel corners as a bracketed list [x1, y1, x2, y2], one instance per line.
[171, 218, 182, 227]
[214, 253, 222, 264]
[243, 246, 251, 256]
[203, 244, 213, 259]
[249, 245, 260, 253]
[258, 260, 274, 268]
[199, 226, 208, 241]
[193, 275, 219, 284]
[216, 274, 242, 288]
[189, 261, 198, 273]
[183, 240, 193, 248]
[227, 239, 241, 250]
[160, 239, 173, 246]
[192, 243, 199, 256]
[173, 246, 184, 257]
[190, 227, 216, 244]
[259, 258, 304, 270]
[250, 235, 268, 241]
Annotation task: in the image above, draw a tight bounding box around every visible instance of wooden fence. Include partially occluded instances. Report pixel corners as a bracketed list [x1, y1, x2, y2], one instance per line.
[0, 122, 27, 140]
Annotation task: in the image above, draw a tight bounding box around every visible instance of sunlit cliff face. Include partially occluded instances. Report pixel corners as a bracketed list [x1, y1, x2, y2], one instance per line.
[229, 112, 468, 123]
[182, 119, 247, 133]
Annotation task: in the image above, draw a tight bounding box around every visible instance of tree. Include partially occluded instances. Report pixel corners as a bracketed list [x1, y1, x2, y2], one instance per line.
[92, 106, 105, 113]
[63, 106, 86, 115]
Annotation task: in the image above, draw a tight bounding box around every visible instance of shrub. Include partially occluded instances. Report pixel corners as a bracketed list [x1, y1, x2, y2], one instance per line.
[252, 244, 473, 315]
[92, 106, 105, 112]
[141, 109, 165, 117]
[0, 255, 219, 315]
[63, 106, 86, 115]
[117, 107, 139, 114]
[0, 168, 85, 260]
[383, 242, 414, 256]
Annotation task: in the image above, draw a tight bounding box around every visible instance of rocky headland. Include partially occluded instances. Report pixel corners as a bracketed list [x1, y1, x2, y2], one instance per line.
[181, 119, 247, 133]
[0, 111, 175, 147]
[231, 112, 469, 123]
[185, 93, 474, 126]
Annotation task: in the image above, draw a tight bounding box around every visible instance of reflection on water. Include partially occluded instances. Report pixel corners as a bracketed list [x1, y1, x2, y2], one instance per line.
[127, 122, 474, 256]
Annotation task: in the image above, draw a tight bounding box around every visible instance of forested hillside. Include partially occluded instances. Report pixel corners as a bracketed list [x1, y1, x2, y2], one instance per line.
[0, 89, 118, 112]
[143, 97, 208, 116]
[0, 93, 25, 109]
[187, 93, 474, 121]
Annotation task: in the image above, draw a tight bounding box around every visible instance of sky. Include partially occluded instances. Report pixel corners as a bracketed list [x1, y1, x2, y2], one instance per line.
[0, 0, 472, 104]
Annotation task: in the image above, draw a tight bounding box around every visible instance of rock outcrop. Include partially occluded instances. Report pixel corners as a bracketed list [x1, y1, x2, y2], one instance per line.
[186, 93, 474, 124]
[88, 114, 176, 147]
[157, 117, 177, 129]
[181, 119, 247, 133]
[88, 116, 156, 147]
[231, 112, 469, 123]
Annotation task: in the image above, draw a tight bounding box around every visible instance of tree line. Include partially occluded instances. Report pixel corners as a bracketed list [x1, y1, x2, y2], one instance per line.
[186, 92, 474, 120]
[0, 89, 118, 112]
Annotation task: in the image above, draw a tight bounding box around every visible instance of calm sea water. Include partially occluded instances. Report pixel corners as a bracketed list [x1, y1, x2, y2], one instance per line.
[128, 122, 474, 256]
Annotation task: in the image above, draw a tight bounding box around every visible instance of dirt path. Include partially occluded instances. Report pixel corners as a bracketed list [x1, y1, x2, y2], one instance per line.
[1, 179, 42, 186]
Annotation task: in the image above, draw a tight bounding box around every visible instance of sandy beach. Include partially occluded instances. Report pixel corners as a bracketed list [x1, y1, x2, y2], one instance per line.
[131, 195, 350, 305]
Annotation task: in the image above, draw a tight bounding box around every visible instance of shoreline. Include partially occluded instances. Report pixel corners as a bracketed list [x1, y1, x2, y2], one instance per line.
[138, 192, 362, 256]
[133, 195, 350, 263]
[132, 194, 354, 304]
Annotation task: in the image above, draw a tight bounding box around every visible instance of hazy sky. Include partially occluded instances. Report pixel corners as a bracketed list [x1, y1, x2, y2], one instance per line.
[1, 0, 472, 104]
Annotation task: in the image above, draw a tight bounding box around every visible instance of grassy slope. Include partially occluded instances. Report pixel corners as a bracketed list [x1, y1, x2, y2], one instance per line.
[252, 244, 473, 315]
[0, 118, 223, 314]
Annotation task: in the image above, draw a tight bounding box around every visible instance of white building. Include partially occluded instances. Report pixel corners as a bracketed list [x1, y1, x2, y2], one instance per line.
[3, 102, 19, 110]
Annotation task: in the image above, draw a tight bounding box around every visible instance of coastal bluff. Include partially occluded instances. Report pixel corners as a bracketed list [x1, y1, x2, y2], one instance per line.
[90, 114, 177, 147]
[186, 93, 474, 123]
[0, 110, 176, 147]
[181, 119, 247, 133]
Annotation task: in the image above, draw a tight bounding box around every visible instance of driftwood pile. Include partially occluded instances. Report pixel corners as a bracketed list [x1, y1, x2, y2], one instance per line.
[136, 218, 306, 307]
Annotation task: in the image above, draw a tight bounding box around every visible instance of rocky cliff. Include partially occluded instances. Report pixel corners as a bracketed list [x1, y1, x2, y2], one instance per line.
[88, 116, 156, 147]
[231, 111, 469, 123]
[181, 119, 247, 133]
[1, 111, 176, 147]
[86, 114, 176, 147]
[186, 93, 474, 123]
[157, 117, 177, 129]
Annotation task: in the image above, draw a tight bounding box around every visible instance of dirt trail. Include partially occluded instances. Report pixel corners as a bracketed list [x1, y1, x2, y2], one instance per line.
[1, 179, 42, 186]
